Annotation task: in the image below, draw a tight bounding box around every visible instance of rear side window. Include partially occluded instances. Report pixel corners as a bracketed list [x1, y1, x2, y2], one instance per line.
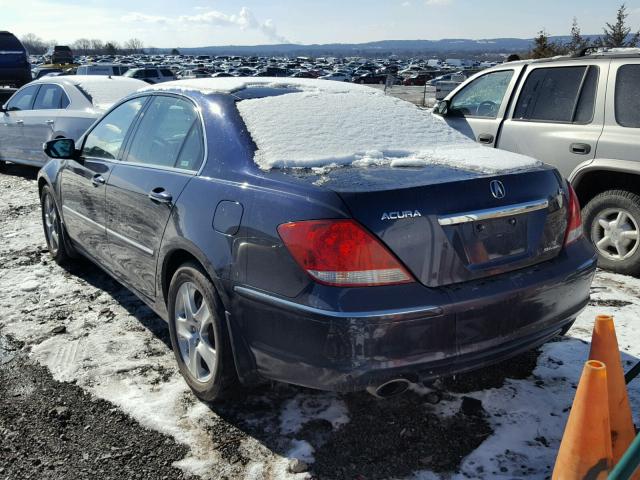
[6, 85, 39, 111]
[0, 33, 24, 51]
[82, 97, 146, 160]
[615, 64, 640, 128]
[514, 66, 599, 123]
[145, 69, 158, 76]
[160, 69, 174, 77]
[125, 96, 203, 170]
[33, 84, 68, 110]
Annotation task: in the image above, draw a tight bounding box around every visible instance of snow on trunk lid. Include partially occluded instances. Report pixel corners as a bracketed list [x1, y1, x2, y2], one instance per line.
[236, 87, 541, 173]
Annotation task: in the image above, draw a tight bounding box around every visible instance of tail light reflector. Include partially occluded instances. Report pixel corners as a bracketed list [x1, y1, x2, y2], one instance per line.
[277, 219, 414, 287]
[564, 184, 583, 245]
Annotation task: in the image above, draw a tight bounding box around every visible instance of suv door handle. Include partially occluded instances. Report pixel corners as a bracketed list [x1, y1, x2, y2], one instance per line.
[91, 174, 106, 186]
[478, 133, 494, 144]
[148, 187, 173, 204]
[15, 120, 23, 125]
[570, 143, 591, 155]
[45, 120, 54, 125]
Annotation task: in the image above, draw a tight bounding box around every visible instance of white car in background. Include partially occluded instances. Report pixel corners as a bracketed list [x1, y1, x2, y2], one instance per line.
[0, 75, 146, 168]
[319, 72, 351, 82]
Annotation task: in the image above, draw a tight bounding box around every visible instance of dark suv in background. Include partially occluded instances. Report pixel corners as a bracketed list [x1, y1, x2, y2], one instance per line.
[0, 31, 31, 88]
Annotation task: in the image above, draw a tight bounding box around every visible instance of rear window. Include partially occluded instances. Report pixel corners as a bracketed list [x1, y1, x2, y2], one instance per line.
[514, 66, 599, 124]
[615, 64, 640, 128]
[0, 32, 24, 51]
[73, 78, 144, 110]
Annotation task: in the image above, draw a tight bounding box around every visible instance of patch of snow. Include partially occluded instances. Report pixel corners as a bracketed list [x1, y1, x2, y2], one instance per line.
[237, 88, 540, 173]
[69, 75, 147, 110]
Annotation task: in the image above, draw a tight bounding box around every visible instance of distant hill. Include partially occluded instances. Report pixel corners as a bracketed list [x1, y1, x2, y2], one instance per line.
[174, 35, 601, 57]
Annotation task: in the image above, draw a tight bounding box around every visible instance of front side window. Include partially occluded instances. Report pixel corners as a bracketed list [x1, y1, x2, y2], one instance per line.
[449, 70, 514, 118]
[514, 66, 599, 123]
[33, 84, 68, 110]
[82, 97, 146, 160]
[6, 85, 40, 111]
[125, 96, 203, 170]
[615, 64, 640, 128]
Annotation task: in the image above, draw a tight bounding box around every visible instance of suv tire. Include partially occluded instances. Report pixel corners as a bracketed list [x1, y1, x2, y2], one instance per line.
[583, 189, 640, 276]
[167, 262, 240, 403]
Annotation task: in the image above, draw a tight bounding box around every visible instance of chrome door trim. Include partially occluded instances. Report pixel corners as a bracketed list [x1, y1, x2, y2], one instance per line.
[437, 198, 550, 226]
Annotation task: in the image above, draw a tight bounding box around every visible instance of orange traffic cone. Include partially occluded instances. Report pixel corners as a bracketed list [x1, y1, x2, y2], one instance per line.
[589, 314, 637, 465]
[552, 360, 612, 480]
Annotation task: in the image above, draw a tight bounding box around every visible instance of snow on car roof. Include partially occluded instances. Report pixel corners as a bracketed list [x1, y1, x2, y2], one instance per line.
[234, 84, 541, 173]
[39, 75, 147, 111]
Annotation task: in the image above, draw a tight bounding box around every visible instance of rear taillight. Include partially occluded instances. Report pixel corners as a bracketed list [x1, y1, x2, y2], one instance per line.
[277, 219, 414, 287]
[564, 184, 583, 245]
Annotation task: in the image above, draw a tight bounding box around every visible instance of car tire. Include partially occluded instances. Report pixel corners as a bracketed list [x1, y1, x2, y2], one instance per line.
[582, 189, 640, 275]
[40, 185, 72, 265]
[167, 262, 240, 403]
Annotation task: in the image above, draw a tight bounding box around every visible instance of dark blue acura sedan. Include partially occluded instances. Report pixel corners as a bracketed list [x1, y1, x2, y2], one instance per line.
[38, 78, 597, 401]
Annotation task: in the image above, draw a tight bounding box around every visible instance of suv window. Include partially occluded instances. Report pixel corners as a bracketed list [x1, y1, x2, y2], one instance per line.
[82, 97, 146, 160]
[615, 64, 640, 128]
[448, 70, 514, 118]
[0, 32, 24, 51]
[514, 66, 599, 124]
[144, 69, 158, 77]
[33, 84, 68, 110]
[125, 96, 202, 169]
[160, 69, 174, 77]
[6, 85, 39, 111]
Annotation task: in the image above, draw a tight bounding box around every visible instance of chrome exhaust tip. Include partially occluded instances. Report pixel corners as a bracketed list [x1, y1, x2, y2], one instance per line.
[366, 379, 411, 399]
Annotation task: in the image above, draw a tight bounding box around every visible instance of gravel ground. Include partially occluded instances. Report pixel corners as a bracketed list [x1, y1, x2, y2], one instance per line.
[0, 162, 638, 480]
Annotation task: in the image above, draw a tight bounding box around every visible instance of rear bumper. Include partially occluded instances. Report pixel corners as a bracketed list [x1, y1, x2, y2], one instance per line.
[230, 239, 596, 392]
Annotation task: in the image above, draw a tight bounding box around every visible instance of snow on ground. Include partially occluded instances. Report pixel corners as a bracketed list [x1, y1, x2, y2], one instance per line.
[1, 166, 639, 479]
[237, 88, 540, 173]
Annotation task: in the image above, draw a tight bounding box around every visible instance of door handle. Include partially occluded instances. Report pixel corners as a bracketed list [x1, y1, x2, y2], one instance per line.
[148, 187, 173, 204]
[478, 133, 494, 144]
[570, 143, 591, 155]
[45, 120, 54, 125]
[91, 174, 106, 186]
[16, 120, 23, 125]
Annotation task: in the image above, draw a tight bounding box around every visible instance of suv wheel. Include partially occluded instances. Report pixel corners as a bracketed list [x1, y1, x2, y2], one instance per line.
[167, 262, 240, 402]
[583, 190, 640, 275]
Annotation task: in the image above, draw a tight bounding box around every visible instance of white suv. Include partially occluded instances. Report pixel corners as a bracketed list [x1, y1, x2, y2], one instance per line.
[436, 49, 640, 275]
[123, 67, 175, 84]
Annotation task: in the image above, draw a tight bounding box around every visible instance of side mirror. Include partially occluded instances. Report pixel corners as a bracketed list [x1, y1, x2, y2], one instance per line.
[0, 104, 6, 113]
[434, 99, 450, 116]
[43, 138, 77, 160]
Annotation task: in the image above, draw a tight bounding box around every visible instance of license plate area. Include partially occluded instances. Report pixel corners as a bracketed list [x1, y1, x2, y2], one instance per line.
[462, 216, 527, 264]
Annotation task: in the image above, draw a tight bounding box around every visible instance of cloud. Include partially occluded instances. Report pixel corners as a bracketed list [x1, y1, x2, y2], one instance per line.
[425, 0, 452, 5]
[401, 1, 411, 6]
[121, 7, 289, 43]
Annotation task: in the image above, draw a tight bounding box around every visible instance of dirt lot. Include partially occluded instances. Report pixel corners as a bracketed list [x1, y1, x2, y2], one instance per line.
[1, 163, 639, 480]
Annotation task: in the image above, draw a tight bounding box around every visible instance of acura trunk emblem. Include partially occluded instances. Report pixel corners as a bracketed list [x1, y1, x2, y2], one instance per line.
[490, 180, 506, 199]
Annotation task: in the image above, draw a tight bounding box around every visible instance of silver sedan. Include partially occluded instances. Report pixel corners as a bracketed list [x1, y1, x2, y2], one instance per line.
[0, 75, 146, 167]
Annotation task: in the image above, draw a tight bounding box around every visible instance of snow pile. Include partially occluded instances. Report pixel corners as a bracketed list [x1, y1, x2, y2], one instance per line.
[237, 88, 540, 173]
[70, 76, 147, 110]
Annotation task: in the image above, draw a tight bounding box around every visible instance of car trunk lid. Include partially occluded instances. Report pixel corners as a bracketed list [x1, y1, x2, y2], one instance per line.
[283, 164, 567, 287]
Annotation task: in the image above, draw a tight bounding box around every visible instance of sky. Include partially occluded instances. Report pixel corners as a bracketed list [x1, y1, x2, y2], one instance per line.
[2, 0, 640, 48]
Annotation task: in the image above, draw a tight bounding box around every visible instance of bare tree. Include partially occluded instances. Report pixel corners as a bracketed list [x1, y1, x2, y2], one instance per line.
[90, 39, 105, 54]
[20, 33, 47, 54]
[123, 38, 144, 54]
[73, 38, 92, 56]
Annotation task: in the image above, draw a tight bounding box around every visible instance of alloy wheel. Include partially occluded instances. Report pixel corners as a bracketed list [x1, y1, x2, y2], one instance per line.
[174, 281, 217, 383]
[592, 208, 640, 261]
[43, 193, 60, 255]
